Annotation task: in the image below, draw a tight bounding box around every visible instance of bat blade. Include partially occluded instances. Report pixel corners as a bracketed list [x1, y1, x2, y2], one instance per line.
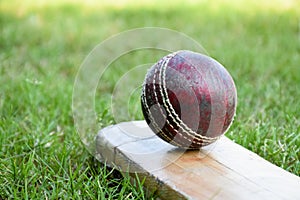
[96, 121, 300, 200]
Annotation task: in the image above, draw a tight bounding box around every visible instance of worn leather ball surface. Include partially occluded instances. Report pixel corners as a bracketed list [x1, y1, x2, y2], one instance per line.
[141, 50, 237, 149]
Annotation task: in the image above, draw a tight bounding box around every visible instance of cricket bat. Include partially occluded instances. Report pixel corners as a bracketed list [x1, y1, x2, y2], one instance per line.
[96, 120, 300, 200]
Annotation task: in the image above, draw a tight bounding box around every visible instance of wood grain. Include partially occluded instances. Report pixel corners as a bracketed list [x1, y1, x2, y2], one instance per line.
[96, 121, 300, 200]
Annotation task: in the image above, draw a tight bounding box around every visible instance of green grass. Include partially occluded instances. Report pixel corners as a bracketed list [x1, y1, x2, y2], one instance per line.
[1, 0, 300, 199]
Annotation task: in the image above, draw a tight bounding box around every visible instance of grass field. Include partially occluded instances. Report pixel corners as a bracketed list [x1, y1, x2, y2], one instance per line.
[1, 0, 300, 199]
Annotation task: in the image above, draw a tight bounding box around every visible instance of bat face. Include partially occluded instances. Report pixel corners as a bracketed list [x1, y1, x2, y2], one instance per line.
[141, 50, 237, 149]
[96, 121, 300, 200]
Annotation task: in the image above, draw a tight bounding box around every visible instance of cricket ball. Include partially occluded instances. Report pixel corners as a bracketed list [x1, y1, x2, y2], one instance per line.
[141, 50, 237, 149]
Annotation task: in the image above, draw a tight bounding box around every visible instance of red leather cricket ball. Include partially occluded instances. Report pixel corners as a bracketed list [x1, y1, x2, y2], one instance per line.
[141, 50, 237, 149]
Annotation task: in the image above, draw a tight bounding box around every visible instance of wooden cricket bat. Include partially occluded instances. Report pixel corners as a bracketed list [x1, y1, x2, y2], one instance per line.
[96, 121, 300, 200]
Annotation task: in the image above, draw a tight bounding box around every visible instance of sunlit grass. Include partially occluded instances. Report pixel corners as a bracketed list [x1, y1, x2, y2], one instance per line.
[1, 0, 299, 10]
[1, 0, 299, 199]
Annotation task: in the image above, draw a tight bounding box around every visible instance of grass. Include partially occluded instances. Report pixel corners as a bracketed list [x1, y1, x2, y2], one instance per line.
[1, 0, 300, 199]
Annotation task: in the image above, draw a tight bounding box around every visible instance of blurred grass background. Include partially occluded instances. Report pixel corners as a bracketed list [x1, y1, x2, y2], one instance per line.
[1, 0, 300, 199]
